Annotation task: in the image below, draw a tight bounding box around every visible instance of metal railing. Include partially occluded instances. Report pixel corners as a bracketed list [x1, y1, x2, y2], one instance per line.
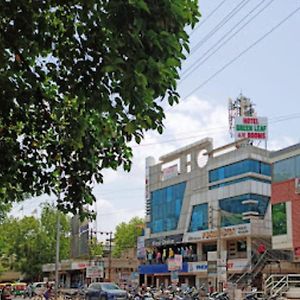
[264, 274, 300, 298]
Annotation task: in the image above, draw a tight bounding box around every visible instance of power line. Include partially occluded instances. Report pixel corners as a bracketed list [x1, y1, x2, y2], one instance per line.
[183, 6, 300, 99]
[181, 0, 275, 82]
[189, 0, 228, 37]
[188, 0, 251, 56]
[133, 112, 300, 148]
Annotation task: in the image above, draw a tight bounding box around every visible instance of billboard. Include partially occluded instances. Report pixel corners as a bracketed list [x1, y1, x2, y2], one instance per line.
[234, 116, 268, 140]
[86, 264, 104, 279]
[136, 236, 146, 259]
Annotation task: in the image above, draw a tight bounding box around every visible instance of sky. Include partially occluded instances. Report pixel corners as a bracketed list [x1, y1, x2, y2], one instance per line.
[11, 0, 300, 236]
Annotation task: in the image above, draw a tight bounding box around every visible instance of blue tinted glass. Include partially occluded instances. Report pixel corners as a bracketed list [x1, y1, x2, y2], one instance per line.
[261, 162, 271, 176]
[189, 203, 208, 232]
[273, 156, 298, 182]
[209, 159, 271, 183]
[150, 182, 186, 233]
[219, 194, 270, 227]
[209, 176, 271, 190]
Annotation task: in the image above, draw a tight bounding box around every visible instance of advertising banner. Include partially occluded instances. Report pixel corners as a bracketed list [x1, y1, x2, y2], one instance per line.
[168, 255, 183, 271]
[86, 264, 104, 278]
[136, 236, 146, 259]
[234, 116, 268, 140]
[227, 259, 250, 272]
[188, 261, 208, 273]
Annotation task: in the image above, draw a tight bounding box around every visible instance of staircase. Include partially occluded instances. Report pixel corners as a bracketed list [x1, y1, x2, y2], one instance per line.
[229, 248, 292, 288]
[264, 274, 300, 299]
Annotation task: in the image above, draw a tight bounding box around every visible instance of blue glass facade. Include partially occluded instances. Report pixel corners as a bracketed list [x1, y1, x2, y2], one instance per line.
[219, 194, 270, 227]
[189, 203, 208, 232]
[273, 154, 300, 182]
[209, 176, 271, 190]
[150, 182, 186, 233]
[209, 159, 271, 183]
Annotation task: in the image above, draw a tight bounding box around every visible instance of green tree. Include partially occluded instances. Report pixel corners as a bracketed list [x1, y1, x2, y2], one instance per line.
[0, 204, 70, 280]
[113, 217, 144, 258]
[90, 237, 104, 257]
[0, 1, 200, 215]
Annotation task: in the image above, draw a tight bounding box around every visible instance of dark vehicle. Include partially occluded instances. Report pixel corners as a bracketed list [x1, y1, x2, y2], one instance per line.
[86, 283, 127, 300]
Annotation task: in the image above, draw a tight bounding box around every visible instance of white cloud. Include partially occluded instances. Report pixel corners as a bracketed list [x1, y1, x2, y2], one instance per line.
[95, 198, 144, 239]
[268, 135, 298, 151]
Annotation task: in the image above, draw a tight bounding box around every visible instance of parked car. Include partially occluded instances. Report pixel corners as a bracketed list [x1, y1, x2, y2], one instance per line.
[85, 282, 127, 300]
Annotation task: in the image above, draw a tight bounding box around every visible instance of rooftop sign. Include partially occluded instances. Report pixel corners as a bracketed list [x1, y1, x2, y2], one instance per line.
[234, 116, 268, 140]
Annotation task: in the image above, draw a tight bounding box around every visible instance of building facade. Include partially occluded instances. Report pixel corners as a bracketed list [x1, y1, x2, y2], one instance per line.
[42, 248, 139, 288]
[140, 138, 273, 290]
[271, 144, 300, 262]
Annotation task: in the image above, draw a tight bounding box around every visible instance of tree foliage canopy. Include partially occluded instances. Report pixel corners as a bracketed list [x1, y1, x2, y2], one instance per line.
[0, 204, 70, 280]
[113, 216, 144, 258]
[0, 0, 200, 215]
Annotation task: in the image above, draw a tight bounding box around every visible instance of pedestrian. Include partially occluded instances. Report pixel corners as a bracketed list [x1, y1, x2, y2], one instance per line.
[43, 284, 53, 300]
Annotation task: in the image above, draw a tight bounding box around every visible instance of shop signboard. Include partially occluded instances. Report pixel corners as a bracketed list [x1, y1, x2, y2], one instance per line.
[145, 234, 183, 247]
[234, 116, 268, 140]
[86, 265, 104, 278]
[71, 261, 90, 270]
[162, 165, 178, 181]
[188, 261, 208, 273]
[168, 255, 182, 271]
[227, 259, 250, 272]
[186, 224, 251, 242]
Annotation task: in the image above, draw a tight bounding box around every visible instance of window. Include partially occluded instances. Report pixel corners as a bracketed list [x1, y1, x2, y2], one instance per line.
[209, 176, 271, 190]
[272, 203, 287, 236]
[189, 203, 208, 232]
[273, 155, 300, 183]
[237, 241, 247, 252]
[219, 194, 270, 227]
[209, 159, 271, 183]
[149, 182, 186, 233]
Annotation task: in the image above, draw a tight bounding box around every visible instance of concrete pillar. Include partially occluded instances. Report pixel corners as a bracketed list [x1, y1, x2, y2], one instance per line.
[197, 243, 202, 261]
[156, 277, 159, 288]
[180, 155, 187, 174]
[165, 277, 169, 287]
[247, 236, 252, 266]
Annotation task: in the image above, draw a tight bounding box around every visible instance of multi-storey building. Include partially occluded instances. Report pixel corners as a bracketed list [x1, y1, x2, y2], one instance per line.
[139, 138, 273, 290]
[271, 143, 300, 262]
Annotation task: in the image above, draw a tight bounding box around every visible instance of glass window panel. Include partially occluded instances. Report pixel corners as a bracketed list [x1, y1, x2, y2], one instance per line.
[188, 203, 208, 232]
[296, 155, 300, 178]
[149, 182, 186, 233]
[219, 193, 270, 226]
[272, 203, 287, 235]
[209, 160, 271, 183]
[273, 157, 296, 182]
